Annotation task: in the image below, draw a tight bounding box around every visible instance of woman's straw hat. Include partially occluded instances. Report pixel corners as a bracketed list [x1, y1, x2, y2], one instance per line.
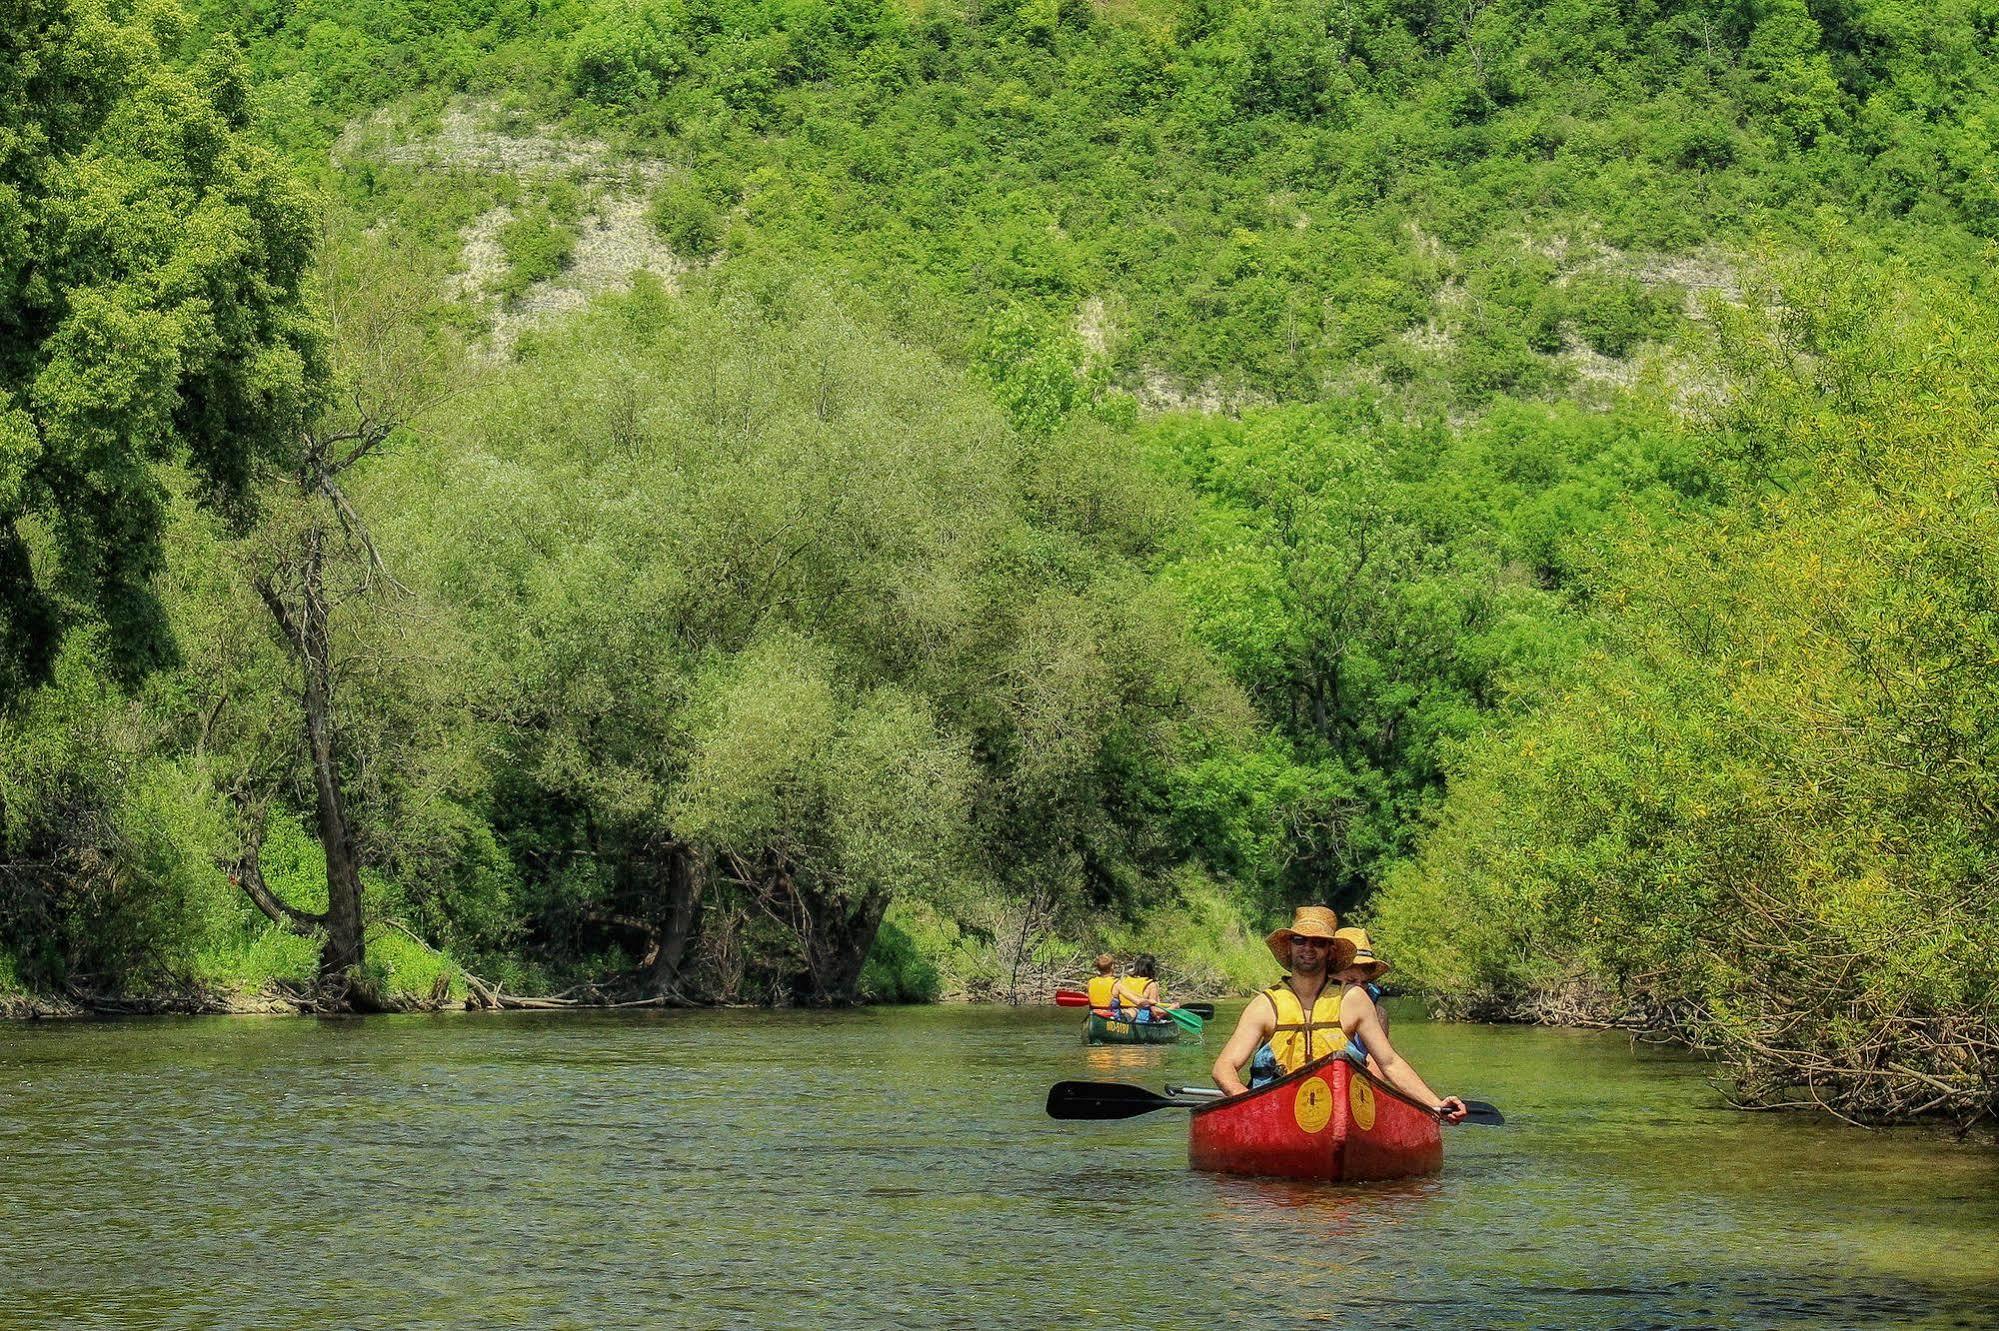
[1265, 905, 1340, 969]
[1332, 926, 1391, 980]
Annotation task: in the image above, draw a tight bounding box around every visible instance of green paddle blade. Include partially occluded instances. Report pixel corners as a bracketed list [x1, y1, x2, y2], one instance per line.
[1165, 1005, 1204, 1033]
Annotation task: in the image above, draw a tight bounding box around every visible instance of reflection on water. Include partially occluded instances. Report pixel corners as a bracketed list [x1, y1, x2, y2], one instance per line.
[1081, 1040, 1190, 1078]
[1, 1004, 1994, 1329]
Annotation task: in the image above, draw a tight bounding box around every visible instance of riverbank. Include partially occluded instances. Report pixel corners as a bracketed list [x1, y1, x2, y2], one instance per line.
[1412, 972, 1999, 1135]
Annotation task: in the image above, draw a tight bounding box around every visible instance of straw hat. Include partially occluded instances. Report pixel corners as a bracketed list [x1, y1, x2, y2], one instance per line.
[1332, 926, 1391, 981]
[1265, 905, 1340, 969]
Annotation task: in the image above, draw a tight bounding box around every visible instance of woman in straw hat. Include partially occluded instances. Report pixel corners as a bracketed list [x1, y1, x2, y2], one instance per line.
[1326, 927, 1391, 1079]
[1211, 907, 1467, 1123]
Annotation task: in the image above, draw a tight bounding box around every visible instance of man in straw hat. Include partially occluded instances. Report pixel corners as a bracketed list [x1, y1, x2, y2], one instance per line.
[1211, 906, 1467, 1123]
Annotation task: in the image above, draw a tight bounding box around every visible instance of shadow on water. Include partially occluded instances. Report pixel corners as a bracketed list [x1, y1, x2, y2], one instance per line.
[1, 1003, 1995, 1329]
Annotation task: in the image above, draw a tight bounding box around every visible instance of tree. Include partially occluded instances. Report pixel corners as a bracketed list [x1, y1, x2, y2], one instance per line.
[0, 2, 323, 701]
[224, 215, 453, 1006]
[364, 276, 1246, 1002]
[1374, 261, 1999, 1125]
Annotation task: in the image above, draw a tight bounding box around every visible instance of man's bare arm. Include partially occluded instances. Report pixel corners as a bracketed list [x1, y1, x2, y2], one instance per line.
[1343, 995, 1466, 1121]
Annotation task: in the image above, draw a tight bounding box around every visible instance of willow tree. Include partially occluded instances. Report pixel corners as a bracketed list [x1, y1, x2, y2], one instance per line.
[1375, 261, 1999, 1125]
[374, 276, 1247, 1002]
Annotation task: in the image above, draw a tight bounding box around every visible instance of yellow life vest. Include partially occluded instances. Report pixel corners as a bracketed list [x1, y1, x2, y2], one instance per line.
[1087, 974, 1117, 1008]
[1262, 979, 1343, 1075]
[1113, 977, 1152, 1014]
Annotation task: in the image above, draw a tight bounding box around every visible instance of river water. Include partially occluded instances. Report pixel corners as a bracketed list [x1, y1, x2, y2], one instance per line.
[2, 1003, 1994, 1329]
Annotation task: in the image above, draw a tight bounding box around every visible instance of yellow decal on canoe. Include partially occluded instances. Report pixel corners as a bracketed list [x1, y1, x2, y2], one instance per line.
[1294, 1076, 1334, 1134]
[1349, 1076, 1377, 1131]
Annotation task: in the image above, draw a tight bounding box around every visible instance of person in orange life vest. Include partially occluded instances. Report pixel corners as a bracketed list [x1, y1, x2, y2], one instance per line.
[1210, 906, 1468, 1123]
[1085, 953, 1120, 1013]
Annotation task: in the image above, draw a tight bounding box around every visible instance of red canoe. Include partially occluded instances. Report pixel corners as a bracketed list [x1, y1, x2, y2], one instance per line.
[1188, 1053, 1443, 1183]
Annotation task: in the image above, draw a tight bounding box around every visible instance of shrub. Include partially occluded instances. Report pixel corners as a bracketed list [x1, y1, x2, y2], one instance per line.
[564, 2, 692, 106]
[496, 204, 577, 300]
[650, 176, 722, 257]
[1565, 274, 1680, 357]
[858, 918, 942, 1002]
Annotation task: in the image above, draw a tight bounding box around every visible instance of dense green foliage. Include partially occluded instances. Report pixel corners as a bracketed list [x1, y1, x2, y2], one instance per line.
[0, 0, 327, 992]
[1144, 397, 1709, 905]
[361, 275, 1245, 999]
[207, 0, 1997, 406]
[1, 0, 1994, 1119]
[1, 0, 322, 694]
[1374, 260, 1999, 1122]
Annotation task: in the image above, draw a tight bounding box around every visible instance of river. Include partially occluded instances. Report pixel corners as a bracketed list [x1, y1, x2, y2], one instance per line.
[2, 1003, 1994, 1329]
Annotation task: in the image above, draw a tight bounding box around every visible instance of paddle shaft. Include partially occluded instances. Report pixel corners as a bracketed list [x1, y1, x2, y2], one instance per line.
[1053, 990, 1215, 1019]
[1056, 1072, 1504, 1124]
[1167, 1080, 1505, 1125]
[1357, 1062, 1507, 1125]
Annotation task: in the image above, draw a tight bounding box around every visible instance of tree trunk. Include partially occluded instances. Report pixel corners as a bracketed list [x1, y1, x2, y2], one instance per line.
[646, 842, 706, 996]
[259, 515, 369, 992]
[298, 524, 367, 984]
[804, 892, 890, 1005]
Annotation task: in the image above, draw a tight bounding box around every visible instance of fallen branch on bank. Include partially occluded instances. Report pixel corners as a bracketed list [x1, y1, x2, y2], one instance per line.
[457, 967, 695, 1012]
[1420, 955, 1996, 1132]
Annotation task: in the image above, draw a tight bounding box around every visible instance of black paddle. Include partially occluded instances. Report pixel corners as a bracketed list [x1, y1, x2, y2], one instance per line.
[1046, 1080, 1209, 1120]
[1447, 1100, 1506, 1125]
[1182, 1003, 1216, 1020]
[1049, 1079, 1507, 1125]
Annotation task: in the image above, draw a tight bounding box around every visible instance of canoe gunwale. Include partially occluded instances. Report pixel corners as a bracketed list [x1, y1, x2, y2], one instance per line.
[1083, 1012, 1182, 1045]
[1188, 1051, 1439, 1122]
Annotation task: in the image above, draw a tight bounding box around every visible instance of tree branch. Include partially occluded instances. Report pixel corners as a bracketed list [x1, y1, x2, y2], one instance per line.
[254, 572, 306, 655]
[229, 803, 324, 933]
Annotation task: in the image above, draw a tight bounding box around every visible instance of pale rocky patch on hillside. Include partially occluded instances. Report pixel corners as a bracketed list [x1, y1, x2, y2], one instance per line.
[337, 99, 694, 359]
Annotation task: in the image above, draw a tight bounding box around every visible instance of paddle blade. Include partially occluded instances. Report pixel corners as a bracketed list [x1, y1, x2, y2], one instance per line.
[1457, 1100, 1505, 1126]
[1165, 1005, 1204, 1033]
[1182, 1003, 1216, 1020]
[1046, 1080, 1182, 1120]
[1053, 991, 1092, 1007]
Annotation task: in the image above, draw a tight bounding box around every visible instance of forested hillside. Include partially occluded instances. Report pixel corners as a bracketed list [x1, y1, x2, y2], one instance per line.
[2, 0, 1993, 1121]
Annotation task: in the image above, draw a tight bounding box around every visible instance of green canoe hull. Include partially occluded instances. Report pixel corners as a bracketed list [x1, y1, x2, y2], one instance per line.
[1085, 1013, 1182, 1045]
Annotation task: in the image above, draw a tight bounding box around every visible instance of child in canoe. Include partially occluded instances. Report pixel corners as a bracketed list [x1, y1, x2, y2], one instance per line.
[1086, 953, 1119, 1011]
